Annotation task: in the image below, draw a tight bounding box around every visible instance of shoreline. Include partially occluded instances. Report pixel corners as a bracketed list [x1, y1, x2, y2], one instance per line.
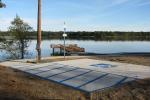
[80, 52, 150, 56]
[1, 52, 150, 62]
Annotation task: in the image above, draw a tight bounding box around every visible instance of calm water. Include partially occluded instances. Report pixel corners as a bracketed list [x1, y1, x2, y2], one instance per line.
[0, 40, 150, 60]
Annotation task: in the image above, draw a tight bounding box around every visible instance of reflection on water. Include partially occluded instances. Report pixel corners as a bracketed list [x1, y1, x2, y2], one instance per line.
[1, 40, 150, 60]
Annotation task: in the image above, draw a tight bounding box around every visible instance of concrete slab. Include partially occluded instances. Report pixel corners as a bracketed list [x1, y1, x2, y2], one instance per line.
[0, 61, 33, 68]
[79, 74, 125, 92]
[122, 77, 135, 83]
[48, 69, 91, 82]
[0, 59, 138, 93]
[62, 71, 106, 87]
[36, 67, 77, 78]
[25, 65, 63, 74]
[18, 63, 59, 71]
[55, 59, 150, 79]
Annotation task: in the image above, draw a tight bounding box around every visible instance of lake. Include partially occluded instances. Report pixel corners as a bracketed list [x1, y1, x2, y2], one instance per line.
[0, 40, 150, 61]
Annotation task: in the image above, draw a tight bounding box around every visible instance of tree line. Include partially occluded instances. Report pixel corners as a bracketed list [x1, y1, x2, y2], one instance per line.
[1, 31, 150, 41]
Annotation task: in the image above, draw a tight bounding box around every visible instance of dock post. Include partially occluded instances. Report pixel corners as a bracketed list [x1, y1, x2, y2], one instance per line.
[60, 48, 62, 54]
[52, 48, 54, 55]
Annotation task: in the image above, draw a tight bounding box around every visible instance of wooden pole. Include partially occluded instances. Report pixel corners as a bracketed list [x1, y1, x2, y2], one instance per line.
[37, 0, 42, 62]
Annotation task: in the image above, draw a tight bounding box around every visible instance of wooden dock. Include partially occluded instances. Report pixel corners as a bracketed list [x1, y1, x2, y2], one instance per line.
[50, 44, 85, 55]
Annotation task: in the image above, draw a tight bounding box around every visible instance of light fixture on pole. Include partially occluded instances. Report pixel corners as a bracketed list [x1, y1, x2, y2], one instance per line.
[63, 22, 67, 59]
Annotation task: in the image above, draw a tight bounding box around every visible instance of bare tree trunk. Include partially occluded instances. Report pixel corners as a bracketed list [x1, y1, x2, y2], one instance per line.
[21, 41, 24, 59]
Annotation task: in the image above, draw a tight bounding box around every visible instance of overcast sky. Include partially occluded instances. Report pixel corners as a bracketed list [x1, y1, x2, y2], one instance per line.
[0, 0, 150, 31]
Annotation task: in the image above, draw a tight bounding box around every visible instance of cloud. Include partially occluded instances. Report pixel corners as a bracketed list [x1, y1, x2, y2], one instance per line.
[110, 0, 150, 7]
[1, 16, 150, 32]
[137, 1, 150, 6]
[0, 0, 150, 32]
[112, 0, 130, 5]
[0, 18, 12, 31]
[97, 0, 130, 12]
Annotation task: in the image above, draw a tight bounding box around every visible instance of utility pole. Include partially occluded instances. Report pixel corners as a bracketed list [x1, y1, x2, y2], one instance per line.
[37, 0, 42, 62]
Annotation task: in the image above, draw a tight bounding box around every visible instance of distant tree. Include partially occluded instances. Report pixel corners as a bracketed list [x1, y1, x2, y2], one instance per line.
[0, 15, 33, 59]
[0, 0, 6, 8]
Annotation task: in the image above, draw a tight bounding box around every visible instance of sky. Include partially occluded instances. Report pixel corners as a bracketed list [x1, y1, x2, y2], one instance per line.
[0, 0, 150, 32]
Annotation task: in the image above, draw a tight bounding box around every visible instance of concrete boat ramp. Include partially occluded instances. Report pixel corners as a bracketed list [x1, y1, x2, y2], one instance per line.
[1, 59, 150, 93]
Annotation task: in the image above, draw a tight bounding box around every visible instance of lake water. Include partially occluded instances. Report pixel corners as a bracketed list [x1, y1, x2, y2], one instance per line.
[0, 40, 150, 61]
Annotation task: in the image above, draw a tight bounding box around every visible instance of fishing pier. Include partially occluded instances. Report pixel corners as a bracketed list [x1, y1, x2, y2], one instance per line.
[51, 44, 85, 55]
